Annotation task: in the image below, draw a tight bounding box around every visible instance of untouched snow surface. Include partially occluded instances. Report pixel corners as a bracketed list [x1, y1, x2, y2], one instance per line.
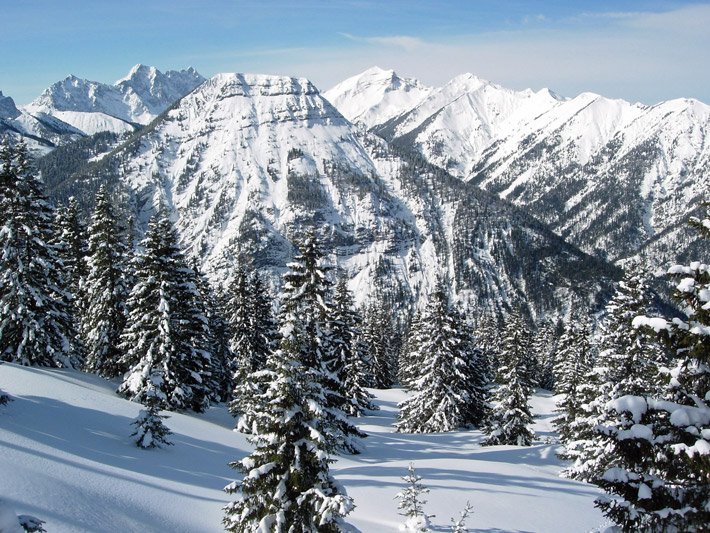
[0, 364, 607, 532]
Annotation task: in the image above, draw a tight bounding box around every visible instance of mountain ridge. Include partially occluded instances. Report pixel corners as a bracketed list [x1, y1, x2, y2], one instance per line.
[43, 70, 617, 321]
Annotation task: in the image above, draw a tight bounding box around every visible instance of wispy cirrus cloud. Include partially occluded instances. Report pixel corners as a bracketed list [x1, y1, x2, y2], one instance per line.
[339, 32, 426, 51]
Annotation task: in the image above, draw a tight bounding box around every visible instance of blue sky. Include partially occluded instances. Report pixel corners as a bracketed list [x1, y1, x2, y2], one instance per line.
[2, 1, 709, 104]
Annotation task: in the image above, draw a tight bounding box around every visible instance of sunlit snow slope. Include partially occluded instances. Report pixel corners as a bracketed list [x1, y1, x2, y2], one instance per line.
[0, 363, 608, 532]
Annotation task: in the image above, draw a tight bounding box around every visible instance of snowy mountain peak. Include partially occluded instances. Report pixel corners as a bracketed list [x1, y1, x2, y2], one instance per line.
[324, 66, 431, 128]
[24, 65, 205, 136]
[207, 72, 319, 97]
[0, 91, 21, 120]
[115, 63, 158, 84]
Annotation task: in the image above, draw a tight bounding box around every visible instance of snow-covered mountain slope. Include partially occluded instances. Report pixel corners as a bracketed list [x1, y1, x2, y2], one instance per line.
[24, 65, 205, 135]
[0, 90, 84, 154]
[376, 73, 562, 176]
[466, 95, 710, 265]
[0, 363, 607, 532]
[49, 71, 616, 320]
[323, 66, 432, 129]
[337, 69, 709, 268]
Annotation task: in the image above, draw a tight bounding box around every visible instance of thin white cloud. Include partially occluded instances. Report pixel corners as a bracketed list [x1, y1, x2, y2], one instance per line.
[272, 5, 710, 105]
[339, 32, 426, 51]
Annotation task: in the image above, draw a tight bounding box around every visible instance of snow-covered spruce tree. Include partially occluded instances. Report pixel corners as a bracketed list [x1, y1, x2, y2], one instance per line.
[562, 272, 666, 482]
[82, 186, 130, 378]
[131, 386, 173, 449]
[477, 311, 502, 380]
[53, 196, 88, 302]
[396, 283, 488, 433]
[0, 140, 79, 368]
[552, 319, 593, 444]
[496, 308, 537, 391]
[395, 463, 433, 533]
[227, 263, 277, 374]
[329, 276, 376, 417]
[398, 310, 423, 390]
[227, 263, 279, 418]
[483, 346, 536, 446]
[0, 387, 9, 406]
[278, 230, 364, 453]
[593, 211, 710, 531]
[193, 264, 232, 403]
[534, 319, 559, 391]
[118, 213, 212, 412]
[223, 235, 356, 531]
[450, 502, 474, 533]
[362, 299, 397, 388]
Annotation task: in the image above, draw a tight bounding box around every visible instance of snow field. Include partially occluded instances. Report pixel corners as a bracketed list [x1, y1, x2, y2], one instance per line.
[0, 364, 607, 532]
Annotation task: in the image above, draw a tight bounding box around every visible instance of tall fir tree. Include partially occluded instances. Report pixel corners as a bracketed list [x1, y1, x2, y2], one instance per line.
[82, 186, 130, 377]
[276, 231, 364, 453]
[397, 310, 423, 390]
[118, 213, 212, 412]
[0, 140, 79, 368]
[227, 263, 278, 418]
[562, 272, 666, 482]
[496, 309, 538, 391]
[484, 321, 536, 446]
[593, 211, 710, 531]
[328, 276, 376, 417]
[53, 196, 88, 303]
[396, 283, 489, 433]
[223, 232, 356, 531]
[534, 319, 559, 391]
[193, 264, 232, 403]
[362, 299, 397, 388]
[552, 319, 594, 444]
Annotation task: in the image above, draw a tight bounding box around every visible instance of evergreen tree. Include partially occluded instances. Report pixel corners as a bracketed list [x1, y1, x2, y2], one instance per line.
[562, 272, 665, 482]
[329, 276, 376, 417]
[450, 502, 474, 533]
[223, 234, 357, 531]
[227, 264, 277, 373]
[0, 140, 79, 368]
[53, 196, 87, 298]
[227, 263, 278, 418]
[276, 231, 364, 453]
[396, 283, 488, 432]
[552, 319, 593, 444]
[534, 319, 559, 390]
[395, 463, 433, 533]
[0, 387, 9, 406]
[484, 349, 536, 446]
[496, 309, 537, 391]
[131, 387, 173, 449]
[118, 213, 212, 412]
[397, 310, 423, 390]
[193, 264, 232, 403]
[593, 212, 710, 531]
[477, 311, 502, 380]
[362, 299, 397, 388]
[82, 186, 129, 377]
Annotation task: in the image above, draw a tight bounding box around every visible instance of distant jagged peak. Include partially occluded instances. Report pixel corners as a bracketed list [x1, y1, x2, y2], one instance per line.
[330, 65, 429, 93]
[0, 90, 21, 119]
[323, 66, 432, 127]
[115, 63, 158, 85]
